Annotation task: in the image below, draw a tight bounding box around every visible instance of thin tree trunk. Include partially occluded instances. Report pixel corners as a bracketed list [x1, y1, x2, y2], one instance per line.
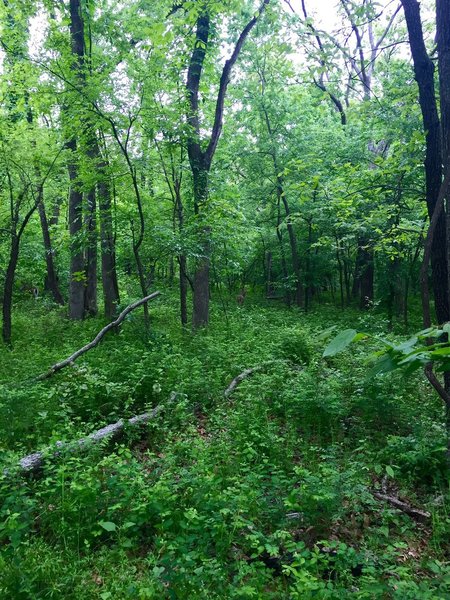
[98, 168, 119, 318]
[276, 198, 290, 306]
[67, 0, 86, 320]
[353, 239, 374, 308]
[67, 138, 85, 320]
[2, 237, 19, 346]
[359, 245, 374, 309]
[85, 185, 98, 316]
[402, 0, 449, 324]
[191, 167, 210, 328]
[179, 255, 188, 326]
[335, 235, 344, 309]
[38, 200, 64, 305]
[266, 251, 274, 297]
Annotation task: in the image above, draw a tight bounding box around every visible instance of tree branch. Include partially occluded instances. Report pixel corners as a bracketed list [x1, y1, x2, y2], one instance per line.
[224, 367, 260, 398]
[37, 292, 161, 380]
[205, 0, 270, 168]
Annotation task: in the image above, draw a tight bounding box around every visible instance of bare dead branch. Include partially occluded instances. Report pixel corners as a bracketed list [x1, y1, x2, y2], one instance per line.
[15, 405, 164, 473]
[373, 491, 431, 522]
[224, 367, 260, 398]
[37, 292, 161, 380]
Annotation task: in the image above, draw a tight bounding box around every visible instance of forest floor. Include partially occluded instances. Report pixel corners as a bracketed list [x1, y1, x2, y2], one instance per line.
[0, 292, 449, 599]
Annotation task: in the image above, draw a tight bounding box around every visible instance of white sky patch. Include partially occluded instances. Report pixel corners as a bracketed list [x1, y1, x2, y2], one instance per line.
[28, 9, 48, 60]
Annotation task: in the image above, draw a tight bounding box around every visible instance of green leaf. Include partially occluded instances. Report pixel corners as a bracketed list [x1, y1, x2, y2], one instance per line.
[99, 521, 117, 532]
[366, 353, 397, 378]
[385, 466, 395, 478]
[323, 329, 357, 357]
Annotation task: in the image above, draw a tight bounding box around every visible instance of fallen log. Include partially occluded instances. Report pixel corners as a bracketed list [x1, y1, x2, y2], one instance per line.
[17, 405, 164, 473]
[8, 392, 184, 475]
[37, 292, 161, 380]
[224, 367, 260, 398]
[373, 491, 430, 522]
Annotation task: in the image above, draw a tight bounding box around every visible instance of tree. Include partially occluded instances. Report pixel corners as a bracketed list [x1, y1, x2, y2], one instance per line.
[401, 0, 449, 325]
[182, 0, 270, 328]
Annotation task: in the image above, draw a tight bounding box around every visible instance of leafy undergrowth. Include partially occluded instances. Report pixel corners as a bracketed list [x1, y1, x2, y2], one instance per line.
[1, 295, 450, 598]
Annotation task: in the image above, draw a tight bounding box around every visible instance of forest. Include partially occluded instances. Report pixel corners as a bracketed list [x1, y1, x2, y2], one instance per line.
[1, 0, 450, 597]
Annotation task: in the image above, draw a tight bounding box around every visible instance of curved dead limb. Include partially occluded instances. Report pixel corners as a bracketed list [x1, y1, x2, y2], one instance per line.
[17, 405, 164, 473]
[372, 491, 430, 522]
[38, 291, 161, 380]
[224, 367, 261, 398]
[7, 392, 182, 475]
[224, 360, 301, 399]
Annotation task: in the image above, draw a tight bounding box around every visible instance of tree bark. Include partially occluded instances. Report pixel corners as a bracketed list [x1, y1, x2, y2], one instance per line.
[179, 255, 188, 326]
[67, 0, 86, 319]
[85, 184, 98, 316]
[67, 138, 86, 320]
[38, 200, 64, 305]
[351, 238, 374, 308]
[2, 237, 19, 346]
[184, 2, 270, 327]
[98, 165, 120, 319]
[359, 244, 374, 309]
[437, 0, 450, 320]
[402, 0, 449, 324]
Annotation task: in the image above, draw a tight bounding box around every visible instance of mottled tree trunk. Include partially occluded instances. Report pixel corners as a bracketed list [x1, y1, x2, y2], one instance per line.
[359, 245, 374, 309]
[2, 237, 19, 345]
[67, 138, 85, 320]
[179, 255, 188, 326]
[67, 0, 86, 320]
[191, 167, 210, 328]
[85, 186, 98, 316]
[437, 0, 450, 321]
[352, 239, 374, 308]
[38, 200, 64, 305]
[402, 0, 449, 324]
[98, 171, 119, 319]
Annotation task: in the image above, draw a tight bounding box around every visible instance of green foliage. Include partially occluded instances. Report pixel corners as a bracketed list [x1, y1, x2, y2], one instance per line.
[323, 325, 450, 377]
[0, 301, 449, 598]
[277, 327, 312, 365]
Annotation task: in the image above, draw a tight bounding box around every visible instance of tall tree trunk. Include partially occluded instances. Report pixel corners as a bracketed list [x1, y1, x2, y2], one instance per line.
[179, 255, 188, 326]
[67, 0, 86, 320]
[98, 168, 119, 319]
[276, 196, 291, 306]
[279, 179, 303, 307]
[67, 138, 85, 320]
[85, 185, 98, 316]
[352, 239, 374, 308]
[335, 235, 345, 309]
[2, 237, 19, 346]
[401, 0, 449, 324]
[191, 166, 210, 328]
[184, 2, 270, 328]
[359, 244, 374, 309]
[266, 251, 274, 298]
[437, 0, 450, 316]
[38, 200, 64, 305]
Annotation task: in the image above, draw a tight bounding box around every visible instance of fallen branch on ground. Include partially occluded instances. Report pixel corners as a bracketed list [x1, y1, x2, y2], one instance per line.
[38, 292, 161, 380]
[224, 367, 261, 398]
[224, 360, 301, 399]
[7, 392, 182, 475]
[373, 491, 430, 522]
[17, 405, 163, 473]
